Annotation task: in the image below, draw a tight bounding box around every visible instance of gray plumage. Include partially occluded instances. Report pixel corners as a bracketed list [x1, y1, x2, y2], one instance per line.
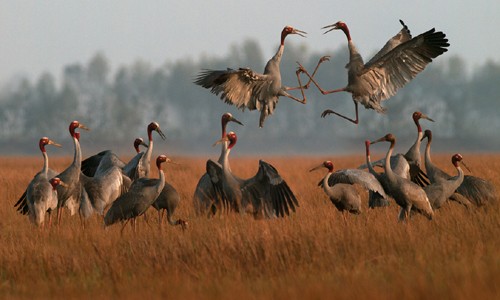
[364, 140, 392, 208]
[17, 137, 62, 227]
[422, 130, 498, 207]
[298, 20, 449, 124]
[104, 155, 170, 228]
[194, 26, 307, 127]
[311, 161, 362, 219]
[371, 134, 433, 221]
[152, 182, 187, 228]
[424, 154, 465, 209]
[193, 113, 243, 216]
[207, 132, 298, 219]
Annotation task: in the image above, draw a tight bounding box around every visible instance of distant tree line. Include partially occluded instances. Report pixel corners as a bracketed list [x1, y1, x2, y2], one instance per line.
[1, 40, 499, 155]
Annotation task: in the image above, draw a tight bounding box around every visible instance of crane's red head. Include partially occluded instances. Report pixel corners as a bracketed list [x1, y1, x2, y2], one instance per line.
[413, 111, 434, 131]
[371, 133, 395, 145]
[281, 26, 306, 44]
[49, 177, 67, 190]
[39, 137, 61, 153]
[227, 131, 237, 149]
[147, 121, 166, 141]
[421, 129, 433, 143]
[155, 154, 171, 170]
[221, 113, 243, 137]
[323, 21, 350, 39]
[133, 138, 148, 153]
[309, 160, 334, 173]
[69, 120, 89, 138]
[451, 153, 471, 172]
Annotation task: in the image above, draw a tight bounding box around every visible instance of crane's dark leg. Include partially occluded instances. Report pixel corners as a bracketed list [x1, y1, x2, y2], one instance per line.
[321, 100, 359, 124]
[287, 56, 330, 91]
[280, 67, 310, 104]
[297, 59, 346, 95]
[120, 219, 130, 235]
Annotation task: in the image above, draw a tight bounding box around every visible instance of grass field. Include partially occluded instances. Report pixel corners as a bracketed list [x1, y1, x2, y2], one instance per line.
[1, 154, 499, 299]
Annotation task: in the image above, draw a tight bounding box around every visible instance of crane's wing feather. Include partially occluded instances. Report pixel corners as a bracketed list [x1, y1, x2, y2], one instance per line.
[194, 68, 274, 112]
[365, 20, 412, 66]
[243, 160, 299, 218]
[81, 150, 110, 177]
[361, 28, 449, 102]
[321, 169, 388, 200]
[206, 159, 229, 209]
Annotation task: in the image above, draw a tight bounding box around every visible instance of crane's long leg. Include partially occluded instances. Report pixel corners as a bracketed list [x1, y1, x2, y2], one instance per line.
[120, 219, 131, 235]
[297, 59, 346, 95]
[286, 57, 329, 91]
[280, 69, 308, 104]
[321, 100, 360, 124]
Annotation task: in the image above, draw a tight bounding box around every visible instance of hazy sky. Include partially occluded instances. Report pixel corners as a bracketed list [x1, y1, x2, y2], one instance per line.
[1, 1, 499, 85]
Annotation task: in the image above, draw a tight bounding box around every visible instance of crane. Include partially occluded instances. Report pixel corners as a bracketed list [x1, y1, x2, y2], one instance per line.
[193, 113, 243, 216]
[122, 138, 149, 180]
[359, 111, 433, 186]
[364, 140, 392, 208]
[151, 183, 187, 230]
[104, 155, 172, 232]
[195, 26, 308, 127]
[207, 131, 298, 218]
[424, 154, 467, 209]
[421, 130, 498, 207]
[309, 161, 363, 222]
[370, 133, 433, 221]
[297, 20, 449, 124]
[55, 120, 90, 224]
[14, 137, 61, 227]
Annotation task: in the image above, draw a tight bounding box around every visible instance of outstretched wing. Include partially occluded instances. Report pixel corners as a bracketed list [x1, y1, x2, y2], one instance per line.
[81, 150, 110, 177]
[360, 28, 449, 102]
[243, 160, 299, 218]
[194, 68, 276, 112]
[205, 159, 230, 211]
[365, 19, 412, 66]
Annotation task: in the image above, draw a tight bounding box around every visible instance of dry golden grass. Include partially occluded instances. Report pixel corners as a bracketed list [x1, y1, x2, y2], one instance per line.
[1, 154, 499, 299]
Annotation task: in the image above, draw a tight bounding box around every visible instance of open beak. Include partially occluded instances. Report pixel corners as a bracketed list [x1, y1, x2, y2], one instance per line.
[322, 23, 340, 34]
[48, 140, 62, 148]
[421, 113, 434, 122]
[212, 136, 228, 147]
[78, 123, 90, 131]
[230, 116, 244, 126]
[292, 28, 307, 37]
[309, 163, 324, 172]
[156, 128, 166, 140]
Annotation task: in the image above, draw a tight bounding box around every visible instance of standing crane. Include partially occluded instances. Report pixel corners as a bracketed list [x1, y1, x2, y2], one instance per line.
[195, 26, 308, 127]
[151, 182, 187, 230]
[193, 113, 243, 216]
[207, 131, 299, 218]
[424, 154, 467, 209]
[364, 140, 392, 208]
[55, 121, 90, 224]
[297, 20, 449, 124]
[104, 155, 172, 232]
[309, 161, 362, 222]
[122, 138, 149, 180]
[421, 130, 497, 207]
[370, 133, 433, 221]
[359, 111, 433, 186]
[14, 137, 61, 227]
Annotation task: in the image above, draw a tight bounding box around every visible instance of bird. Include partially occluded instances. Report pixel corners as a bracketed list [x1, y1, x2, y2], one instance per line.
[424, 154, 467, 209]
[297, 20, 449, 124]
[55, 120, 90, 224]
[194, 26, 308, 127]
[14, 137, 62, 227]
[359, 111, 433, 186]
[421, 129, 498, 207]
[370, 133, 433, 221]
[151, 182, 187, 230]
[81, 121, 164, 180]
[363, 140, 391, 208]
[104, 155, 173, 232]
[121, 138, 149, 180]
[309, 161, 362, 222]
[193, 112, 243, 217]
[207, 131, 299, 218]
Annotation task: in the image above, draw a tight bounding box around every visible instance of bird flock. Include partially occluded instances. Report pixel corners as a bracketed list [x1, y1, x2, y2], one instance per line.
[13, 20, 498, 230]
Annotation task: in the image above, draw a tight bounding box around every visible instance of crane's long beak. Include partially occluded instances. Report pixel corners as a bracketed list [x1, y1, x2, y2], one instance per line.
[230, 116, 244, 126]
[370, 136, 386, 144]
[421, 113, 434, 122]
[141, 141, 149, 148]
[461, 161, 472, 173]
[156, 128, 166, 140]
[292, 28, 307, 37]
[309, 163, 324, 172]
[322, 23, 339, 34]
[78, 123, 90, 131]
[212, 136, 228, 147]
[48, 140, 62, 148]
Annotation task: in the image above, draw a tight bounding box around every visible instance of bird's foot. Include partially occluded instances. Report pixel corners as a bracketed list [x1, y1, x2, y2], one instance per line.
[319, 55, 331, 64]
[321, 109, 334, 118]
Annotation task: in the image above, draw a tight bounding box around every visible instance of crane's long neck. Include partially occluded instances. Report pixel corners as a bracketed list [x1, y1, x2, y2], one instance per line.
[424, 137, 435, 175]
[450, 166, 464, 191]
[41, 150, 49, 176]
[405, 120, 423, 165]
[273, 44, 285, 64]
[217, 122, 228, 164]
[322, 171, 332, 195]
[384, 140, 397, 182]
[143, 132, 154, 177]
[365, 143, 377, 176]
[72, 136, 82, 169]
[221, 141, 232, 174]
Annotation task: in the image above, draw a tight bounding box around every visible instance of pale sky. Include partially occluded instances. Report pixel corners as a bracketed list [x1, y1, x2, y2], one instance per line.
[1, 0, 499, 85]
